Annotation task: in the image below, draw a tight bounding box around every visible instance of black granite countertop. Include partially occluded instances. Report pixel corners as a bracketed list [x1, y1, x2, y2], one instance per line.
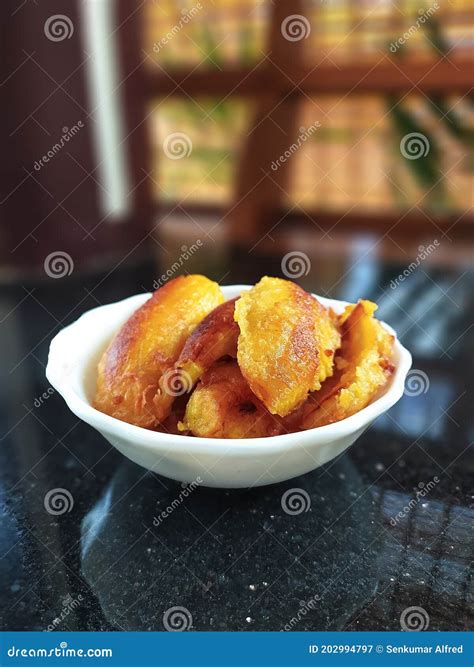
[0, 250, 472, 632]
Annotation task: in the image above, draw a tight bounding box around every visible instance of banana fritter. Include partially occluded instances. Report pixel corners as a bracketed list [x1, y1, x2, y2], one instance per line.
[94, 275, 224, 428]
[298, 300, 394, 429]
[175, 297, 239, 390]
[234, 277, 341, 417]
[179, 361, 284, 438]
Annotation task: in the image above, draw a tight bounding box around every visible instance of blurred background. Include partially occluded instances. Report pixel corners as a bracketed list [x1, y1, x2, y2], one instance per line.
[1, 0, 472, 280]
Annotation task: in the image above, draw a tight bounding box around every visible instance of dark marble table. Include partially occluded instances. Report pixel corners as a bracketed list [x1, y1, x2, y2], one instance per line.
[0, 248, 472, 631]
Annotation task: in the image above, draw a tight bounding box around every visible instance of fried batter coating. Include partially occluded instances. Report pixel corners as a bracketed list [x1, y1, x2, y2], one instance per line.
[234, 277, 341, 417]
[94, 275, 224, 428]
[179, 361, 284, 438]
[298, 300, 394, 429]
[175, 298, 239, 389]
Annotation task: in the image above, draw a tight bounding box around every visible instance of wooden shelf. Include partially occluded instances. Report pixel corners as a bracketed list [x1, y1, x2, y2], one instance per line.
[293, 56, 474, 94]
[145, 56, 474, 98]
[144, 64, 266, 97]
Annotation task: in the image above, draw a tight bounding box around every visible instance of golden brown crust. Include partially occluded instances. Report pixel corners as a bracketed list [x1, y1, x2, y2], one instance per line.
[94, 274, 395, 438]
[297, 300, 394, 429]
[94, 275, 224, 428]
[234, 276, 341, 417]
[175, 297, 239, 389]
[180, 361, 284, 438]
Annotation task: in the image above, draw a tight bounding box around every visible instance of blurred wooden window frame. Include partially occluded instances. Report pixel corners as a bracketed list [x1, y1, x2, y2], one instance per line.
[117, 0, 474, 245]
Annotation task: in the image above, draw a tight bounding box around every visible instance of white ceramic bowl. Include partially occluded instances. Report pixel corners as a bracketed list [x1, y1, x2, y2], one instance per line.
[46, 285, 411, 488]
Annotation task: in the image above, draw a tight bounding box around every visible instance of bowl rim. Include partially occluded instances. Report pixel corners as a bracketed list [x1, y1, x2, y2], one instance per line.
[46, 284, 412, 452]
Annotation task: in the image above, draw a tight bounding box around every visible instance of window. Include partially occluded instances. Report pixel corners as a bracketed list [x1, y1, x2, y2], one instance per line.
[137, 0, 473, 239]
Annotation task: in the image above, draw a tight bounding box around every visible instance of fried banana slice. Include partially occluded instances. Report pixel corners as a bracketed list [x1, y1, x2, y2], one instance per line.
[94, 275, 224, 428]
[179, 361, 284, 438]
[234, 276, 341, 417]
[299, 300, 394, 429]
[175, 298, 239, 389]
